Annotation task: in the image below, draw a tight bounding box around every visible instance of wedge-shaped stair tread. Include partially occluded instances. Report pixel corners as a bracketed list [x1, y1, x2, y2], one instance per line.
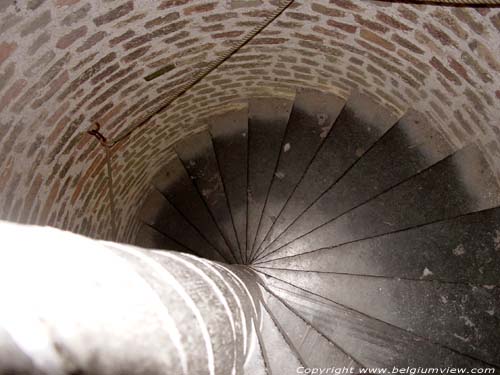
[257, 301, 304, 375]
[209, 107, 249, 263]
[243, 324, 267, 375]
[135, 223, 189, 253]
[258, 268, 500, 366]
[260, 145, 500, 263]
[153, 156, 237, 263]
[247, 97, 293, 260]
[260, 110, 454, 257]
[257, 207, 500, 285]
[258, 92, 400, 256]
[259, 272, 496, 369]
[175, 130, 241, 261]
[259, 284, 360, 370]
[139, 189, 226, 262]
[251, 88, 344, 257]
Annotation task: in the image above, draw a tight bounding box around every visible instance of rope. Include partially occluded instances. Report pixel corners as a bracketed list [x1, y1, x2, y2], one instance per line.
[99, 0, 296, 148]
[91, 0, 499, 148]
[86, 0, 497, 239]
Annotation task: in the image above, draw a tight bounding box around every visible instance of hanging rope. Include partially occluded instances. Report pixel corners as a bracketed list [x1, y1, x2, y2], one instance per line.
[87, 0, 497, 239]
[91, 0, 296, 148]
[88, 0, 499, 148]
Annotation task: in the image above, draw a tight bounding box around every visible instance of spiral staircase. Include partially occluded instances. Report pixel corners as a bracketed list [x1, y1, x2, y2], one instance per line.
[133, 88, 500, 372]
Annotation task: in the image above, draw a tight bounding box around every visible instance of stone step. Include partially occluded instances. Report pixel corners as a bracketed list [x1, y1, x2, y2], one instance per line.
[257, 91, 399, 258]
[175, 130, 241, 262]
[153, 156, 238, 263]
[251, 88, 345, 259]
[259, 270, 497, 369]
[138, 188, 226, 262]
[259, 109, 454, 259]
[247, 97, 293, 262]
[209, 106, 249, 263]
[259, 283, 361, 370]
[257, 300, 304, 375]
[257, 267, 500, 366]
[257, 207, 500, 286]
[259, 145, 500, 263]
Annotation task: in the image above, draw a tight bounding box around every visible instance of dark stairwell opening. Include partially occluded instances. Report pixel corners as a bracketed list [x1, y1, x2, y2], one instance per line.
[0, 0, 500, 374]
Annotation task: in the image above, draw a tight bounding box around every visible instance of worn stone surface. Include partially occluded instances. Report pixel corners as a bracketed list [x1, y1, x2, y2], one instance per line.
[0, 0, 497, 244]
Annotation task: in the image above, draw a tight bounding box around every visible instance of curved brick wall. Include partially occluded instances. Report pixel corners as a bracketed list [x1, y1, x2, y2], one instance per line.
[0, 0, 499, 242]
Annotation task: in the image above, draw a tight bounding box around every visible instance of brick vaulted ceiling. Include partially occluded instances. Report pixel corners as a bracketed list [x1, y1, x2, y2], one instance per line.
[0, 0, 499, 242]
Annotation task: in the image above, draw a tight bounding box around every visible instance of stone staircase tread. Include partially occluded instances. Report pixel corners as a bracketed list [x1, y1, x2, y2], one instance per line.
[255, 207, 500, 286]
[251, 88, 345, 259]
[260, 145, 500, 263]
[247, 97, 294, 262]
[153, 156, 238, 263]
[258, 91, 400, 257]
[209, 106, 249, 263]
[175, 130, 241, 262]
[258, 267, 500, 366]
[260, 108, 454, 258]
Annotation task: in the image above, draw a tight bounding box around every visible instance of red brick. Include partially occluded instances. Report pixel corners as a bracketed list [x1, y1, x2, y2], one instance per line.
[183, 2, 217, 16]
[13, 53, 70, 113]
[430, 57, 461, 86]
[46, 101, 70, 128]
[360, 29, 395, 52]
[461, 51, 492, 84]
[326, 19, 357, 33]
[56, 26, 88, 49]
[398, 6, 418, 23]
[391, 34, 424, 54]
[122, 46, 151, 63]
[93, 1, 134, 26]
[40, 180, 60, 224]
[55, 0, 80, 6]
[158, 0, 189, 10]
[431, 8, 468, 40]
[59, 52, 117, 100]
[286, 12, 320, 22]
[144, 12, 180, 29]
[376, 11, 412, 31]
[423, 22, 457, 48]
[328, 0, 361, 11]
[47, 116, 70, 145]
[203, 12, 237, 22]
[77, 31, 108, 52]
[448, 57, 472, 85]
[21, 10, 51, 36]
[491, 12, 500, 32]
[109, 30, 135, 47]
[32, 71, 70, 109]
[468, 40, 500, 73]
[249, 38, 288, 45]
[90, 63, 120, 85]
[21, 173, 43, 222]
[0, 79, 27, 112]
[0, 42, 17, 67]
[452, 8, 485, 35]
[354, 15, 389, 34]
[212, 31, 245, 39]
[0, 157, 13, 195]
[294, 32, 323, 43]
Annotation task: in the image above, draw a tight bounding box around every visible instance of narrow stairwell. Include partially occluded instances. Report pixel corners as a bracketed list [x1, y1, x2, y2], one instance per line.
[135, 88, 500, 372]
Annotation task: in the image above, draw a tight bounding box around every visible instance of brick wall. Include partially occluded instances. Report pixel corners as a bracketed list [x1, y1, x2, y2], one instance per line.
[0, 0, 499, 242]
